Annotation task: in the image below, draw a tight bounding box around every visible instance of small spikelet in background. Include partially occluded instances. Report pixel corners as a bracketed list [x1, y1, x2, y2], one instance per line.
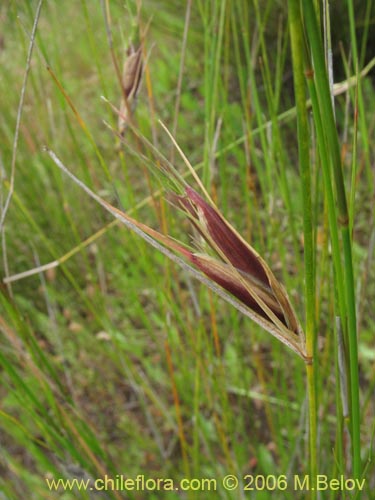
[118, 44, 143, 135]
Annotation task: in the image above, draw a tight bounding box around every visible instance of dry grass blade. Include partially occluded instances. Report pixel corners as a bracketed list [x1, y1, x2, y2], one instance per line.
[0, 0, 43, 231]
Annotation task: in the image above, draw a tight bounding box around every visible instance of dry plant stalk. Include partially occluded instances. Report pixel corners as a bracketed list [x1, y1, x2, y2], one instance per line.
[118, 44, 143, 135]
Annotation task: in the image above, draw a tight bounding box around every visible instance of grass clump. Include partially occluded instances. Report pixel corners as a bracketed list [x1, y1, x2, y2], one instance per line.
[1, 1, 375, 499]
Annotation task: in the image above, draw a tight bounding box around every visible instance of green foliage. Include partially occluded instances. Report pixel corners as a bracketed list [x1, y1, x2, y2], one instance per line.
[1, 1, 374, 499]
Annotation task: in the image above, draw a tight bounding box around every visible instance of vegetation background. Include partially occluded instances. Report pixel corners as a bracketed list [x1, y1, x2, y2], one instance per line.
[1, 1, 374, 498]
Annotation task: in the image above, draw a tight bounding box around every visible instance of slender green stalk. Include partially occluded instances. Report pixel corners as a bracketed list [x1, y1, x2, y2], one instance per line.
[306, 73, 348, 471]
[233, 1, 275, 209]
[198, 0, 226, 188]
[346, 0, 372, 183]
[287, 0, 317, 494]
[302, 0, 361, 479]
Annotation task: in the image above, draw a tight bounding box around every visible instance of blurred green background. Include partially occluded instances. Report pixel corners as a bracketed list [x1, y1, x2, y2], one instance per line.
[1, 1, 375, 498]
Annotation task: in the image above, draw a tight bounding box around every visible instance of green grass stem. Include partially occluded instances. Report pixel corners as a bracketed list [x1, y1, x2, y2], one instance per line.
[288, 0, 317, 494]
[302, 0, 361, 480]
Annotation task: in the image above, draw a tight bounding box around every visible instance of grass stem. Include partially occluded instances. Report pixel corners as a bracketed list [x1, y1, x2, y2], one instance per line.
[288, 0, 317, 493]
